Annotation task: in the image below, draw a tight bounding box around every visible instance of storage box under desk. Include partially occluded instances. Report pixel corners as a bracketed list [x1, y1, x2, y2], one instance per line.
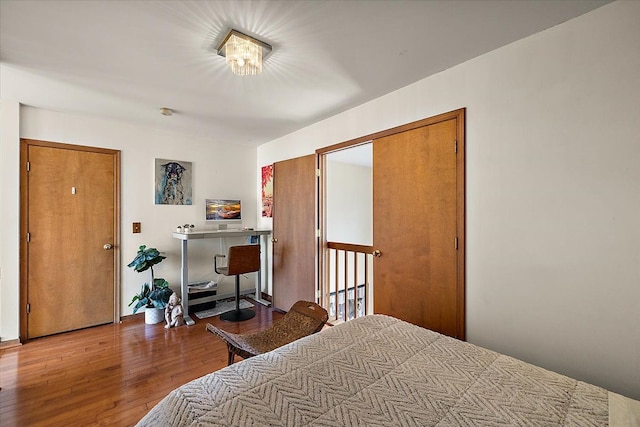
[187, 282, 217, 315]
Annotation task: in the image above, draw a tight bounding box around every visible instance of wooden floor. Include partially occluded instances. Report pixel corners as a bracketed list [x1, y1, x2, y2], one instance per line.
[0, 300, 283, 427]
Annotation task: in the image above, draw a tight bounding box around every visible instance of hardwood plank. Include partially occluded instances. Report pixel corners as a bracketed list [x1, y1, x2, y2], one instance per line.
[0, 300, 282, 426]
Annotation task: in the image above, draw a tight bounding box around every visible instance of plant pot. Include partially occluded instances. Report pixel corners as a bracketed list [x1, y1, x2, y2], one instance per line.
[145, 307, 164, 325]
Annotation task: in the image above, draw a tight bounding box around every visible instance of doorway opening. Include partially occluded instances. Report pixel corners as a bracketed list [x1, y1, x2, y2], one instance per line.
[321, 143, 374, 323]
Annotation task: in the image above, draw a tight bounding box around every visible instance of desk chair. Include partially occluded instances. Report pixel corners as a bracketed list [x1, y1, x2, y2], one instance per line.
[206, 300, 329, 365]
[214, 244, 260, 322]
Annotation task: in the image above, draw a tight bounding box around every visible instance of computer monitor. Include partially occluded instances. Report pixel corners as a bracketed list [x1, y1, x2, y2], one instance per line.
[205, 199, 241, 228]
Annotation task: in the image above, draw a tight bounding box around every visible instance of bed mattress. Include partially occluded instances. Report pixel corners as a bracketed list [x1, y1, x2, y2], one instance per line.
[138, 315, 638, 426]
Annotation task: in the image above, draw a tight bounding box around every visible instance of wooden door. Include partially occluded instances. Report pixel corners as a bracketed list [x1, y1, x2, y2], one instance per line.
[272, 155, 317, 312]
[373, 112, 464, 339]
[21, 140, 120, 339]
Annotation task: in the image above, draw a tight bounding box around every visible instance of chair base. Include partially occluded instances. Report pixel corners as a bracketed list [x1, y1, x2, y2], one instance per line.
[220, 308, 255, 322]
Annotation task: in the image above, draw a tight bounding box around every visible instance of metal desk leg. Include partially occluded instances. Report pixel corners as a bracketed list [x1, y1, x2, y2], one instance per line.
[181, 239, 195, 326]
[251, 234, 271, 307]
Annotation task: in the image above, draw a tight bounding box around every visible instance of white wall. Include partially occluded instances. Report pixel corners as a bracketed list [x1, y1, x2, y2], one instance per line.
[0, 106, 258, 341]
[326, 160, 372, 245]
[0, 99, 21, 343]
[326, 159, 373, 309]
[257, 1, 640, 399]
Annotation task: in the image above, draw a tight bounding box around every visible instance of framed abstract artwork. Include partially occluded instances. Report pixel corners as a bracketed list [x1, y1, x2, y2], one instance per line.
[261, 164, 273, 217]
[155, 159, 192, 205]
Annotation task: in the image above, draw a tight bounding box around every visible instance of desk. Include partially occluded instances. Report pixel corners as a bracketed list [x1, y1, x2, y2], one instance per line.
[173, 229, 272, 326]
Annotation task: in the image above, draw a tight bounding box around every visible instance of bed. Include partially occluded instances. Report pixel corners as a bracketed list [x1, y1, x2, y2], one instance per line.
[137, 315, 639, 426]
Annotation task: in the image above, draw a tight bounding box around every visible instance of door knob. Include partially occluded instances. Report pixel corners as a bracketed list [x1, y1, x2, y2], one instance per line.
[373, 249, 381, 257]
[103, 243, 114, 250]
[271, 238, 278, 243]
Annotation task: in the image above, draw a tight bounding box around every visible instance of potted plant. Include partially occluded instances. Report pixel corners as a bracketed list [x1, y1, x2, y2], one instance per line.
[128, 245, 173, 324]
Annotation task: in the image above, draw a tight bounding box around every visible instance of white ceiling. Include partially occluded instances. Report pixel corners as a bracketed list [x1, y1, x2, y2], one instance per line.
[0, 0, 610, 147]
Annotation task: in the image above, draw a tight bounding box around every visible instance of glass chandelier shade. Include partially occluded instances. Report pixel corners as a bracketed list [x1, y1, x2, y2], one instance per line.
[225, 34, 262, 76]
[218, 30, 272, 76]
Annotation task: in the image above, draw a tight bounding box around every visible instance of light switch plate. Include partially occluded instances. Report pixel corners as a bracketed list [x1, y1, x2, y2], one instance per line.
[133, 222, 141, 233]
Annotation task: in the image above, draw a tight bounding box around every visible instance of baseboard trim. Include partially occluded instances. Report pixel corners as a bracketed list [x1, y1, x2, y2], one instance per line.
[0, 338, 22, 349]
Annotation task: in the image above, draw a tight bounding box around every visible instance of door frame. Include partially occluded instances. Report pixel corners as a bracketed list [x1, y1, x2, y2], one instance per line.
[19, 139, 121, 342]
[317, 108, 465, 337]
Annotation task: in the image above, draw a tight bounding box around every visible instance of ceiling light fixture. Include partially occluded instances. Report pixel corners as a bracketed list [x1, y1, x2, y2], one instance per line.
[217, 29, 272, 76]
[160, 107, 173, 116]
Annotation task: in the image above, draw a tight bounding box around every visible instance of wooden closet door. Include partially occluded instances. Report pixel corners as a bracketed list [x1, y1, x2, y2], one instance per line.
[272, 155, 317, 312]
[373, 114, 464, 339]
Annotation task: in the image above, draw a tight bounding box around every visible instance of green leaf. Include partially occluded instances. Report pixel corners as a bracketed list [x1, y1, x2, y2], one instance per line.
[131, 298, 150, 314]
[129, 283, 151, 307]
[153, 278, 169, 289]
[127, 245, 165, 273]
[149, 286, 173, 309]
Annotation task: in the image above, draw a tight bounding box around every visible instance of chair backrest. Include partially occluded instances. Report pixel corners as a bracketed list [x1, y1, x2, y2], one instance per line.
[226, 245, 260, 275]
[288, 300, 329, 329]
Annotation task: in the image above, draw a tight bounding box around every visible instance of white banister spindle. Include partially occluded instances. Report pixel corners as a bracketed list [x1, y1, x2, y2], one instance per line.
[325, 242, 374, 322]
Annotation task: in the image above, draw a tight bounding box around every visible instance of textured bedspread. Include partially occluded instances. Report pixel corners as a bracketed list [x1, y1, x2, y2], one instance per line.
[138, 315, 612, 426]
